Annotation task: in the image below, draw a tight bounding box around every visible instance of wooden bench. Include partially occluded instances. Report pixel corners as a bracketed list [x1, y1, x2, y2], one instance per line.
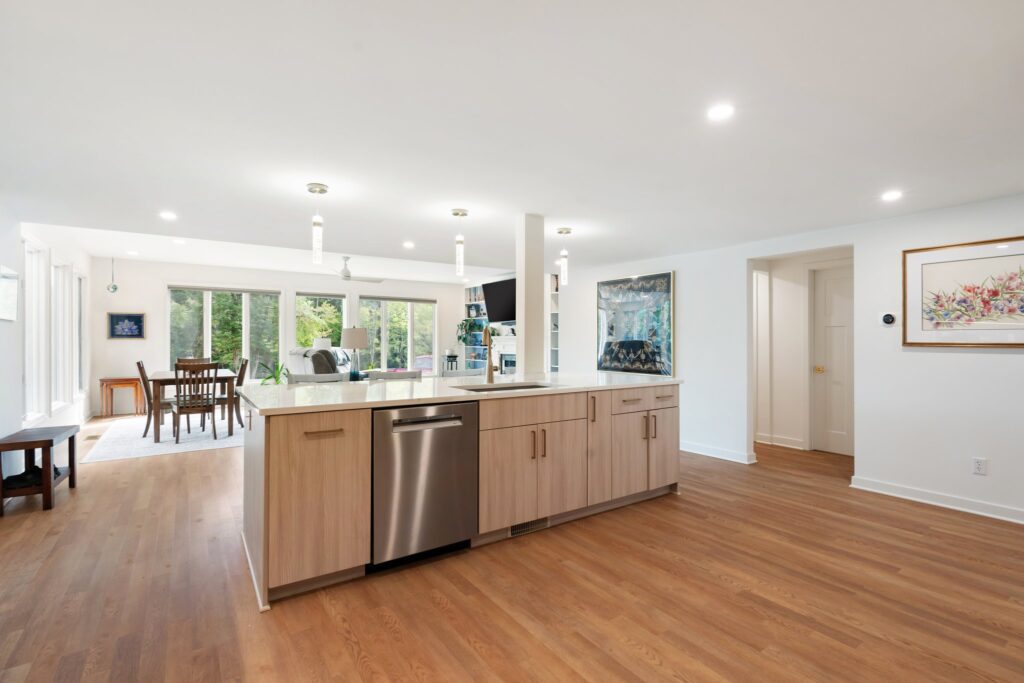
[0, 425, 79, 514]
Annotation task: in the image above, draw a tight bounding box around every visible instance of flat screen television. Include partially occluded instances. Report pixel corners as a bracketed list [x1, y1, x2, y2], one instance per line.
[482, 278, 516, 323]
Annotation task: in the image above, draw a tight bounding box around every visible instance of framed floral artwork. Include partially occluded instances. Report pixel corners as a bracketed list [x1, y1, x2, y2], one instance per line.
[903, 235, 1024, 347]
[108, 312, 146, 339]
[597, 271, 673, 375]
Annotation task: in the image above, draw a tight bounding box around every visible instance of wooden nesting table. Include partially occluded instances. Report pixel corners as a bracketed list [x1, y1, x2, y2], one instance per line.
[0, 425, 79, 514]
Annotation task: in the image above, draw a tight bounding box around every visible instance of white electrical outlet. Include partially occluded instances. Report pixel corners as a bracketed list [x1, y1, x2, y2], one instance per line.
[972, 457, 988, 476]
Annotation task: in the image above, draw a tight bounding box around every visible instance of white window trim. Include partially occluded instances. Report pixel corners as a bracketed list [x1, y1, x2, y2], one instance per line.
[23, 239, 50, 426]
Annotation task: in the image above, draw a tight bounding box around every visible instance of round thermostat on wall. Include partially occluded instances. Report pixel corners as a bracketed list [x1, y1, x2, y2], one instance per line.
[881, 313, 896, 326]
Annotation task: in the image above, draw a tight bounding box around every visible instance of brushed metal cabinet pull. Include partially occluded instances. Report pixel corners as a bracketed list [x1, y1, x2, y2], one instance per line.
[652, 414, 658, 439]
[531, 430, 537, 459]
[304, 427, 345, 438]
[541, 428, 547, 458]
[655, 394, 673, 400]
[642, 415, 648, 440]
[622, 398, 642, 404]
[590, 395, 597, 422]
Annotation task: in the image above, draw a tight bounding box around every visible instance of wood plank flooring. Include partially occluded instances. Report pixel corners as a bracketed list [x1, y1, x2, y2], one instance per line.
[0, 421, 1021, 682]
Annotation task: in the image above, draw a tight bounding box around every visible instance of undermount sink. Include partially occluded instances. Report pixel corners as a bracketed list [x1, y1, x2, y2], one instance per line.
[454, 383, 550, 393]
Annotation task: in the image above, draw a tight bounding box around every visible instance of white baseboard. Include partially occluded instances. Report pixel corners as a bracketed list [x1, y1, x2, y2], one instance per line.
[754, 432, 772, 444]
[680, 440, 756, 464]
[850, 476, 1024, 525]
[770, 435, 806, 450]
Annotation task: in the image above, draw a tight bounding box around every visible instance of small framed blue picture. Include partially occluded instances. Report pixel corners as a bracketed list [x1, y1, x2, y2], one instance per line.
[108, 313, 145, 339]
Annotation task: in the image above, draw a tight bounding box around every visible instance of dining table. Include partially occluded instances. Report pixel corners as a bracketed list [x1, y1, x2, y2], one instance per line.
[148, 369, 236, 443]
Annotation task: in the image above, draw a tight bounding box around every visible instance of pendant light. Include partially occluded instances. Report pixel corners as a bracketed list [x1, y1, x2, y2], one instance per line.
[452, 208, 467, 276]
[106, 258, 119, 293]
[307, 182, 328, 264]
[557, 227, 571, 286]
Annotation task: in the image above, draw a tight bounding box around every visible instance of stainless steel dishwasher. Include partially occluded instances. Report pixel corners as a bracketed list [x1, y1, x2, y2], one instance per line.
[372, 402, 478, 564]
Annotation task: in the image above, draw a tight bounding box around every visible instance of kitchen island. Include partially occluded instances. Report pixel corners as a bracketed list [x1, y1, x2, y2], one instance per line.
[238, 372, 683, 610]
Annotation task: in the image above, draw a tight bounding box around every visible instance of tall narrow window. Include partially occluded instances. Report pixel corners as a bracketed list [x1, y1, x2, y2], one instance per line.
[211, 290, 243, 369]
[295, 294, 345, 347]
[249, 292, 280, 379]
[169, 288, 204, 363]
[23, 244, 48, 418]
[74, 275, 85, 393]
[50, 265, 73, 405]
[358, 299, 382, 370]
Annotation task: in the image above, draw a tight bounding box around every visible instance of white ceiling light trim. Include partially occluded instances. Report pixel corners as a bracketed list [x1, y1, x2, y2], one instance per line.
[706, 102, 736, 122]
[158, 210, 177, 221]
[307, 182, 328, 264]
[880, 188, 904, 202]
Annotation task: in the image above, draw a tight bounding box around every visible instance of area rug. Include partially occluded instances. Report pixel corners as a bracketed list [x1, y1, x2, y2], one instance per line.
[82, 414, 244, 463]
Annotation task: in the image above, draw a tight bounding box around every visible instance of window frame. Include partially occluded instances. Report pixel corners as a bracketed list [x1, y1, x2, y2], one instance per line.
[167, 285, 282, 379]
[358, 296, 437, 374]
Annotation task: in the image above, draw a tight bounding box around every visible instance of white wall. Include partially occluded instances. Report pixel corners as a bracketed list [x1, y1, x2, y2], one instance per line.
[560, 193, 1024, 522]
[89, 258, 466, 415]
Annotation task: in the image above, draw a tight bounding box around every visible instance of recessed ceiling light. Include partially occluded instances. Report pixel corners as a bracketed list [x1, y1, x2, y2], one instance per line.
[706, 102, 735, 122]
[126, 250, 139, 256]
[880, 189, 903, 202]
[158, 210, 177, 221]
[402, 241, 415, 249]
[172, 238, 186, 245]
[995, 244, 1009, 249]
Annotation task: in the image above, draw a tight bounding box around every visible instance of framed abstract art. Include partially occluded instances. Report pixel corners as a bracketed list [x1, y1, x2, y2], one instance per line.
[596, 271, 673, 375]
[108, 312, 146, 339]
[903, 235, 1024, 347]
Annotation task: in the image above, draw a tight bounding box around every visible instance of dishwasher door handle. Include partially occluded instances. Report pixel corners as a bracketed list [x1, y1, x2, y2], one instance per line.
[391, 415, 464, 433]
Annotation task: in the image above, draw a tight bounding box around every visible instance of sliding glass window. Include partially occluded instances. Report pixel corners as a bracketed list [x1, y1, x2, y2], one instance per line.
[358, 298, 436, 374]
[168, 287, 280, 379]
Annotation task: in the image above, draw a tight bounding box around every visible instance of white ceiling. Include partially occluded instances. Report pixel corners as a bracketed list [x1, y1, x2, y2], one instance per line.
[26, 224, 510, 285]
[2, 1, 1023, 271]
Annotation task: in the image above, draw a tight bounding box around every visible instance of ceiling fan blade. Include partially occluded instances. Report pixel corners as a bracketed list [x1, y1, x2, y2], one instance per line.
[350, 276, 385, 283]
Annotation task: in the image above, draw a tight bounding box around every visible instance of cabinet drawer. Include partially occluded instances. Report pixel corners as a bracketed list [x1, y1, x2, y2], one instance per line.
[610, 385, 678, 414]
[479, 392, 587, 430]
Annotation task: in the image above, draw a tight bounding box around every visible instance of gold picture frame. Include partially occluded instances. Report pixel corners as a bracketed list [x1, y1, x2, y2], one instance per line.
[902, 235, 1024, 347]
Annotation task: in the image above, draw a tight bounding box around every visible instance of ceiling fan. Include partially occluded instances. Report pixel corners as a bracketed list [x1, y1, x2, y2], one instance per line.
[335, 256, 384, 283]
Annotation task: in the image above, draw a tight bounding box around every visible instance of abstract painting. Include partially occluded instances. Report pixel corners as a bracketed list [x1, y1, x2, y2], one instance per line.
[903, 235, 1024, 347]
[597, 272, 673, 375]
[108, 313, 146, 339]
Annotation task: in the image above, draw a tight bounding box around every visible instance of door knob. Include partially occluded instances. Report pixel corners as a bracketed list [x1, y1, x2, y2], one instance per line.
[813, 365, 826, 374]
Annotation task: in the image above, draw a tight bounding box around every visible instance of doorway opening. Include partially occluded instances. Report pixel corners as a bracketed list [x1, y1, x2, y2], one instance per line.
[750, 246, 854, 472]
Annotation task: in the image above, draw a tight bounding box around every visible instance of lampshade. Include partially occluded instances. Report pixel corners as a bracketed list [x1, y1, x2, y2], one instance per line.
[341, 327, 369, 350]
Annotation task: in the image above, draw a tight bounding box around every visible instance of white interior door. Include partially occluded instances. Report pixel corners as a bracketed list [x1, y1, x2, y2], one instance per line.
[811, 266, 853, 456]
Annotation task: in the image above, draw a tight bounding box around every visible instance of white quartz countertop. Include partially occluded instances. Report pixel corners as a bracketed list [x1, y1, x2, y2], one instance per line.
[237, 372, 682, 416]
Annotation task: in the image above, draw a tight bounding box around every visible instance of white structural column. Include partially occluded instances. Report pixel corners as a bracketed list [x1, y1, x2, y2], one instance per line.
[515, 213, 546, 373]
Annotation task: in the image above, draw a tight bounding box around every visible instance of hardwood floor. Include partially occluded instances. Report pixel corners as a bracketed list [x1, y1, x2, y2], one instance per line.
[0, 421, 1021, 682]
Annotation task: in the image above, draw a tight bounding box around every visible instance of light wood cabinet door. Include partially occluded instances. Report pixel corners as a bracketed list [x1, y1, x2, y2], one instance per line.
[611, 412, 648, 498]
[479, 425, 538, 533]
[587, 391, 613, 505]
[267, 409, 371, 588]
[538, 419, 588, 518]
[479, 392, 587, 430]
[648, 407, 679, 489]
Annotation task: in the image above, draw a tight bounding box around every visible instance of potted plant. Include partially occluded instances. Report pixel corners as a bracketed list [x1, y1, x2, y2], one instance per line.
[258, 361, 289, 385]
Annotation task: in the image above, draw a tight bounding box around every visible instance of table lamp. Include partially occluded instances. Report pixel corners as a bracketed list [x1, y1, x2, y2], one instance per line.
[341, 327, 369, 380]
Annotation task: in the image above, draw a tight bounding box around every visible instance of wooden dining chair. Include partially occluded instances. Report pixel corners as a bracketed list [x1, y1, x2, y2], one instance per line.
[217, 358, 247, 426]
[171, 362, 219, 444]
[137, 361, 175, 439]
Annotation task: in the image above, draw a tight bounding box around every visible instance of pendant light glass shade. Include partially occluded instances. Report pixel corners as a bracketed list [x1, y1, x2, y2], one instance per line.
[559, 247, 569, 286]
[311, 213, 324, 265]
[106, 257, 119, 293]
[455, 233, 465, 277]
